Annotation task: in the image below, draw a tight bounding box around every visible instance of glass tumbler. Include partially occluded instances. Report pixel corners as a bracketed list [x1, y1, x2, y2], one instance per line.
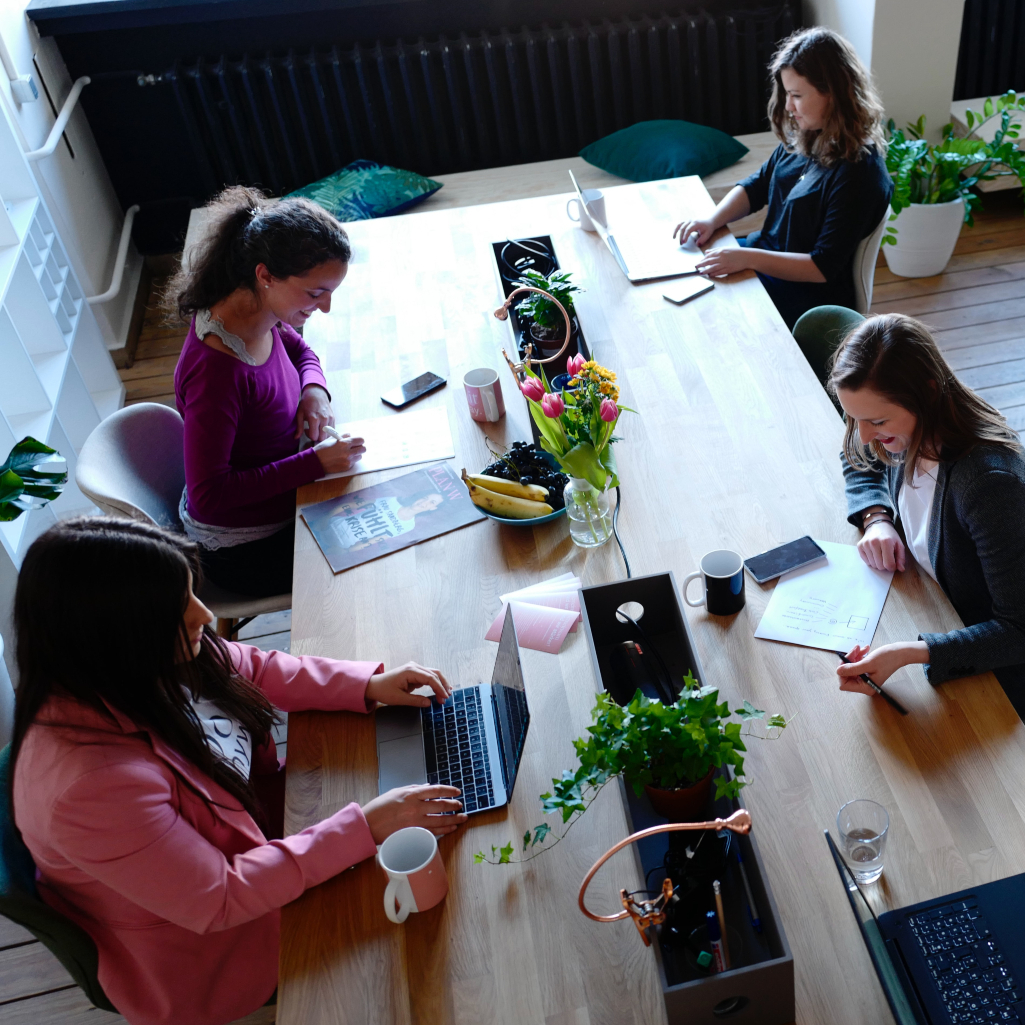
[837, 799, 889, 884]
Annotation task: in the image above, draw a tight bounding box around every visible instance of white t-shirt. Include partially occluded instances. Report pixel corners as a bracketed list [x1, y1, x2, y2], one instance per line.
[331, 495, 416, 550]
[897, 461, 939, 582]
[188, 692, 253, 780]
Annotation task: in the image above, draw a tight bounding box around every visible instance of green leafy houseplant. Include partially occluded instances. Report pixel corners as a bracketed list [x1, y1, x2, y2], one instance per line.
[475, 674, 789, 865]
[516, 269, 582, 338]
[0, 437, 67, 520]
[883, 91, 1025, 243]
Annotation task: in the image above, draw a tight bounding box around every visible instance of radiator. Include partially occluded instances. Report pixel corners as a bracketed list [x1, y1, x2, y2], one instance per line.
[954, 0, 1025, 101]
[167, 5, 797, 198]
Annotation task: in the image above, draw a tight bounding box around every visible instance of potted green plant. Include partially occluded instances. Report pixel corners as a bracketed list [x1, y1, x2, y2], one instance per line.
[883, 91, 1025, 277]
[0, 437, 67, 520]
[516, 269, 582, 349]
[476, 675, 788, 865]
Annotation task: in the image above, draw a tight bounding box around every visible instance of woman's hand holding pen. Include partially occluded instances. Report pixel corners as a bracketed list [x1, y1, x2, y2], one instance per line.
[313, 426, 366, 474]
[296, 384, 335, 442]
[837, 641, 929, 692]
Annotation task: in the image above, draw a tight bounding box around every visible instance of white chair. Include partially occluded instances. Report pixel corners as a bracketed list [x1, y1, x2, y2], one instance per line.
[75, 403, 291, 637]
[853, 209, 890, 314]
[0, 636, 13, 750]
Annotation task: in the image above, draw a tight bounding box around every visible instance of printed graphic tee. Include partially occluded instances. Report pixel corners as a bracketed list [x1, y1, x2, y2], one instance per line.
[330, 496, 416, 550]
[188, 691, 253, 780]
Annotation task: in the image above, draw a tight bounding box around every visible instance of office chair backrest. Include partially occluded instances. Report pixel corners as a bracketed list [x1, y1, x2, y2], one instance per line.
[0, 637, 13, 751]
[853, 210, 890, 315]
[75, 402, 185, 530]
[0, 745, 117, 1012]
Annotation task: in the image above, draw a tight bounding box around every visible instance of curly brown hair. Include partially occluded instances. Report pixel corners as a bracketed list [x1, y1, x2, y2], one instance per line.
[767, 27, 887, 167]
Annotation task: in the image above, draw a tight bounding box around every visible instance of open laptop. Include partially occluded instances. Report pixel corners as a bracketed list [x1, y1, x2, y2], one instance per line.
[568, 169, 703, 283]
[375, 606, 530, 814]
[825, 830, 1025, 1024]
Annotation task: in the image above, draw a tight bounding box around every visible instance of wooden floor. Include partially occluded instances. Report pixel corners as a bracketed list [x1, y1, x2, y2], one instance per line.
[4, 187, 1021, 1023]
[0, 614, 289, 1025]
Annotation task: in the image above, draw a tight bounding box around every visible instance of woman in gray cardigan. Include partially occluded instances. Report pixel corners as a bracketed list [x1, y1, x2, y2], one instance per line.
[828, 314, 1025, 712]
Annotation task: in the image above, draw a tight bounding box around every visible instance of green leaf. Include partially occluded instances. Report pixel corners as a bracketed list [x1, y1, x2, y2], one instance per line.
[498, 842, 514, 864]
[736, 699, 766, 722]
[984, 96, 994, 118]
[532, 823, 552, 846]
[767, 714, 788, 729]
[474, 851, 486, 864]
[523, 830, 532, 851]
[557, 442, 609, 491]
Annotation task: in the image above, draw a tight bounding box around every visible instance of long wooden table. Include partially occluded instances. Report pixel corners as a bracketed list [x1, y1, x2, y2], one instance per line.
[280, 176, 1025, 1025]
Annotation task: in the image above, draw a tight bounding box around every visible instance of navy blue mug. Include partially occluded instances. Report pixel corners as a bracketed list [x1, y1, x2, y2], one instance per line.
[683, 550, 745, 616]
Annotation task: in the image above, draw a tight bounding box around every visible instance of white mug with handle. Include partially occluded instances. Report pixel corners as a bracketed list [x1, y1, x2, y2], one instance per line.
[566, 190, 606, 232]
[378, 827, 449, 924]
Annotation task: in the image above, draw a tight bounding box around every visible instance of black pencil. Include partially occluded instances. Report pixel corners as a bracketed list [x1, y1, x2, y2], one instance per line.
[835, 651, 910, 716]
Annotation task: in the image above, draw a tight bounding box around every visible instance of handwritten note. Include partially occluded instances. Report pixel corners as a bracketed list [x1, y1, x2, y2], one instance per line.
[753, 540, 893, 652]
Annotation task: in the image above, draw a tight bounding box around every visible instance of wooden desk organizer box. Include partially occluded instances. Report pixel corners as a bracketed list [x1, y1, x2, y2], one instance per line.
[579, 572, 795, 1025]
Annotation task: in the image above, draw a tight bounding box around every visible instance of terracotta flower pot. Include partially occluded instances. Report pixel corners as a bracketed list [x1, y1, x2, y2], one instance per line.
[643, 768, 715, 822]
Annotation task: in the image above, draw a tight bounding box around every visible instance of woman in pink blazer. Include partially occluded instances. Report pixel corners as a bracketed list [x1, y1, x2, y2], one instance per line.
[10, 517, 465, 1025]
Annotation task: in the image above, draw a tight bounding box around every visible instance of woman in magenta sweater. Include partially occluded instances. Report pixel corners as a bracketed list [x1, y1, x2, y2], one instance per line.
[11, 517, 465, 1025]
[171, 186, 364, 597]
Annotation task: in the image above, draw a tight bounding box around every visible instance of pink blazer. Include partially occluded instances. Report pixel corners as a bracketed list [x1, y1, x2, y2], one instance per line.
[13, 643, 383, 1025]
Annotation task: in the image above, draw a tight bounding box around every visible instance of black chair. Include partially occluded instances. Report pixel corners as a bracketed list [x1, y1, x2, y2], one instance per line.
[0, 744, 117, 1013]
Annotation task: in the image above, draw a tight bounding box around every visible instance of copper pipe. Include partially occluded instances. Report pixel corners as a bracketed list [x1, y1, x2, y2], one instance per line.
[493, 285, 572, 379]
[578, 809, 753, 923]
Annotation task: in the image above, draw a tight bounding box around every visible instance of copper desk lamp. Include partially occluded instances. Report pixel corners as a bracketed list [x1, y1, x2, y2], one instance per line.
[493, 286, 572, 381]
[578, 809, 753, 946]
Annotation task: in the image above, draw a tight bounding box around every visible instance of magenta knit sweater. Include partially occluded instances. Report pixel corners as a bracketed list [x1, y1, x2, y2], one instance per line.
[174, 319, 327, 528]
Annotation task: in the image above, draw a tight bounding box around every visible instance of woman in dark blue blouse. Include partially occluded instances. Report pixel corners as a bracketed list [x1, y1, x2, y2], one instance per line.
[675, 27, 892, 330]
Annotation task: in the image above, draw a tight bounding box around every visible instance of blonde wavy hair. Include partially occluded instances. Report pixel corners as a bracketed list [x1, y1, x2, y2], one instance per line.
[767, 27, 887, 167]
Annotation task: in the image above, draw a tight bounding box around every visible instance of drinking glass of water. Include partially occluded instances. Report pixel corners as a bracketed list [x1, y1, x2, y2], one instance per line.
[837, 799, 889, 884]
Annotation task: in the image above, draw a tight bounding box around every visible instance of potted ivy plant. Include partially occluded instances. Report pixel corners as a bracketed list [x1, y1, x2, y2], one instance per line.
[476, 675, 788, 865]
[515, 268, 582, 352]
[883, 91, 1025, 278]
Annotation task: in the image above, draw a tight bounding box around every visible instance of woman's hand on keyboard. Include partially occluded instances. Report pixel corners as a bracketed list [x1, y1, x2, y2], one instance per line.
[363, 784, 466, 841]
[366, 662, 453, 708]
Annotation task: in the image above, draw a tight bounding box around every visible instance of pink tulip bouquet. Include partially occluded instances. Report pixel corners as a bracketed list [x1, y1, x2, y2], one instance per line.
[518, 353, 635, 493]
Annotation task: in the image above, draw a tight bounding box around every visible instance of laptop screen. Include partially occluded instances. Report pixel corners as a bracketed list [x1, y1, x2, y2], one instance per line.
[491, 606, 530, 795]
[824, 831, 922, 1025]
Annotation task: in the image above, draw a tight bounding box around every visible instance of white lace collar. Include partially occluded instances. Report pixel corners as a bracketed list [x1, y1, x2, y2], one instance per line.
[195, 308, 258, 366]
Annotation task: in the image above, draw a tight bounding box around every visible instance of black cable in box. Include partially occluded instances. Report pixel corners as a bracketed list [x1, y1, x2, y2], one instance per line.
[579, 572, 795, 1025]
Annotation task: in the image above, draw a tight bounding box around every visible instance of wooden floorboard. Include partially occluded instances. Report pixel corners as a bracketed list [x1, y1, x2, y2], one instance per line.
[0, 942, 74, 1003]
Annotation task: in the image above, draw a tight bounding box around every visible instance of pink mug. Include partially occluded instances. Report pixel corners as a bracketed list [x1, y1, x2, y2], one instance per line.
[463, 368, 505, 423]
[378, 827, 448, 923]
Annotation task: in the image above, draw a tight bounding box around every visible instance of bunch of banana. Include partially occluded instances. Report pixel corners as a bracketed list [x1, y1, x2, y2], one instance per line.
[461, 469, 553, 519]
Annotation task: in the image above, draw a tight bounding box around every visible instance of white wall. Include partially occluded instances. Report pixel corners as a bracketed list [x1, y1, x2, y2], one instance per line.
[803, 0, 966, 142]
[0, 1, 142, 350]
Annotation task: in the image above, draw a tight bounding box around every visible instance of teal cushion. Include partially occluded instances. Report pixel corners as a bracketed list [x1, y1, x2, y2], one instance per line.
[580, 120, 749, 183]
[287, 160, 443, 221]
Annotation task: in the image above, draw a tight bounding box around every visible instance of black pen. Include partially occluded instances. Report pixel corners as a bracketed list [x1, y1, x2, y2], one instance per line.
[835, 651, 909, 716]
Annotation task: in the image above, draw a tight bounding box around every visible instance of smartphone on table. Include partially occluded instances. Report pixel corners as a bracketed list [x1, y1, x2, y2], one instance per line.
[744, 536, 827, 584]
[381, 372, 446, 409]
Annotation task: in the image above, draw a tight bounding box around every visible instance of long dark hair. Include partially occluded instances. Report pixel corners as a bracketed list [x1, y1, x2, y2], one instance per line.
[767, 27, 886, 167]
[10, 517, 279, 825]
[828, 313, 1022, 472]
[166, 185, 352, 321]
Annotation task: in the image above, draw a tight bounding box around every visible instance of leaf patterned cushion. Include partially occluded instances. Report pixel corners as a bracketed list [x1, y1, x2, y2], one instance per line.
[287, 160, 443, 221]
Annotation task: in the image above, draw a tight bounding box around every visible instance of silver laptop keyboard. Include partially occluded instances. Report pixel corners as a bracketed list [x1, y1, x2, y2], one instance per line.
[421, 689, 495, 813]
[911, 900, 1020, 1023]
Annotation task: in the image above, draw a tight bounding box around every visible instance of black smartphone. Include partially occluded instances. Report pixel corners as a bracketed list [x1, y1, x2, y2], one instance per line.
[380, 371, 446, 409]
[744, 536, 827, 584]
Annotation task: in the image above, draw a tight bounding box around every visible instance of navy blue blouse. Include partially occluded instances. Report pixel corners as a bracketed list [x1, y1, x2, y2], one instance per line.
[737, 143, 893, 328]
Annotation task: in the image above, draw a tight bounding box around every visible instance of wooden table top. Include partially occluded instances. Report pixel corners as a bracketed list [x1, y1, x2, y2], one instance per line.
[280, 176, 1025, 1025]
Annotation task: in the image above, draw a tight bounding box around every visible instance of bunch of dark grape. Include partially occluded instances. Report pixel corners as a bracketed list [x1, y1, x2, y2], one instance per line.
[482, 441, 570, 510]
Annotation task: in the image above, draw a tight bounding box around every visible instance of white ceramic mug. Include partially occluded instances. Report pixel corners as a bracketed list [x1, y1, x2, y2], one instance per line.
[378, 827, 449, 924]
[566, 190, 606, 232]
[463, 367, 505, 423]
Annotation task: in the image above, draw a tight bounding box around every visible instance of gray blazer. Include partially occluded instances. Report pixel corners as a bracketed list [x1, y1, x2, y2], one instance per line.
[842, 443, 1025, 685]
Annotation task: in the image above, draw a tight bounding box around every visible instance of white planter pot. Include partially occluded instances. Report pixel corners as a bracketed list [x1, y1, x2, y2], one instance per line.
[882, 197, 965, 278]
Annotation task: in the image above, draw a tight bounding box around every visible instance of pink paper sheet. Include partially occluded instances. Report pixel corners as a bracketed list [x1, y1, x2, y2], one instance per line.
[485, 600, 579, 654]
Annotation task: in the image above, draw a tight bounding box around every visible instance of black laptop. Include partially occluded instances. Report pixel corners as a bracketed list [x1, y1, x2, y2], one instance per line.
[825, 830, 1025, 1024]
[375, 605, 529, 814]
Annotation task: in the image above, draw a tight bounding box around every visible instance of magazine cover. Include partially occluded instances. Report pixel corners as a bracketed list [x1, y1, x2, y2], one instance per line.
[301, 462, 486, 573]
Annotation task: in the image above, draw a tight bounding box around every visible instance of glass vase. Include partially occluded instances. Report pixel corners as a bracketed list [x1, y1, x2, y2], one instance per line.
[564, 477, 613, 548]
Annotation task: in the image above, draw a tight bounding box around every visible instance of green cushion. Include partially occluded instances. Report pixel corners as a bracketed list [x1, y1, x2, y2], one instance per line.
[287, 160, 443, 221]
[579, 120, 749, 183]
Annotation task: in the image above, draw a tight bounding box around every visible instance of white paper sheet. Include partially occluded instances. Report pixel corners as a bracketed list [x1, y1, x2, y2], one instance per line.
[753, 540, 894, 652]
[315, 407, 454, 480]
